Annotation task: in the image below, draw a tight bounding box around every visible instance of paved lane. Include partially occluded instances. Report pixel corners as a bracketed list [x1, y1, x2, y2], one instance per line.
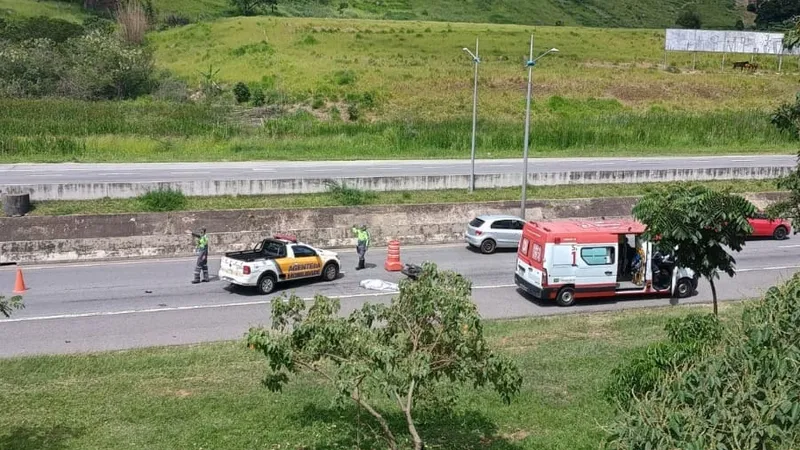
[0, 155, 794, 185]
[0, 240, 797, 357]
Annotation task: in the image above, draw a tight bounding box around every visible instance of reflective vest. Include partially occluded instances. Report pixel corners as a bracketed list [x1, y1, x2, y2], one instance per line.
[353, 228, 370, 247]
[197, 234, 209, 251]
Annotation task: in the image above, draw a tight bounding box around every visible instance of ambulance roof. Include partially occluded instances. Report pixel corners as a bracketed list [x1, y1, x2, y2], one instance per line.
[525, 219, 646, 244]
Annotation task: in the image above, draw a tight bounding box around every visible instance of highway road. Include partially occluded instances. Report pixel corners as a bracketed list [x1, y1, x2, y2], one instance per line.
[0, 155, 795, 185]
[1, 240, 798, 358]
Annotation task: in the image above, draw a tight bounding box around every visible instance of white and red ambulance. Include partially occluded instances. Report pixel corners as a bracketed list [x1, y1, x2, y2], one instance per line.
[514, 219, 698, 306]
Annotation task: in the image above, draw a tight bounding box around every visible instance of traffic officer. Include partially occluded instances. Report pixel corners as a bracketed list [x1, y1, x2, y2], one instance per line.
[187, 227, 209, 283]
[352, 224, 370, 270]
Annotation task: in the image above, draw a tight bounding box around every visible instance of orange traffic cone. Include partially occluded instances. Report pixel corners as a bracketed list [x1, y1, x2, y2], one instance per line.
[384, 240, 403, 272]
[13, 267, 27, 294]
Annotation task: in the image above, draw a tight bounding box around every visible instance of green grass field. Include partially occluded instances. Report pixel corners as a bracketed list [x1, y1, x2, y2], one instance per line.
[2, 11, 797, 163]
[28, 179, 780, 216]
[0, 302, 746, 450]
[1, 0, 745, 28]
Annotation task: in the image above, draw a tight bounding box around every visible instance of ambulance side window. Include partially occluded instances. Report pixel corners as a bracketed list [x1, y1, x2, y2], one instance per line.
[580, 246, 615, 265]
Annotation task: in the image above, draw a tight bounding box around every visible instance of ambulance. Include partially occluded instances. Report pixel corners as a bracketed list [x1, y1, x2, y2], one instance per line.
[514, 219, 698, 306]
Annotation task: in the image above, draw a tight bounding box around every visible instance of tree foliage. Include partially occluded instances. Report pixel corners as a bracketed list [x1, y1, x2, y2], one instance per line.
[605, 313, 722, 407]
[0, 295, 24, 318]
[632, 184, 756, 315]
[605, 273, 800, 450]
[676, 9, 702, 29]
[752, 0, 800, 29]
[246, 262, 522, 450]
[230, 0, 276, 16]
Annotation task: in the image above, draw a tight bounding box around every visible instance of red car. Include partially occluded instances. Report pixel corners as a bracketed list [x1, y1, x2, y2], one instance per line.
[748, 212, 792, 240]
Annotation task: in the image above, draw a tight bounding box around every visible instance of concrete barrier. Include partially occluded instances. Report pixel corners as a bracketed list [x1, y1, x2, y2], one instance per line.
[0, 193, 786, 264]
[0, 166, 790, 201]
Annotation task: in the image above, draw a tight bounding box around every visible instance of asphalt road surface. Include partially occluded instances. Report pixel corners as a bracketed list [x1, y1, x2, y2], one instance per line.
[1, 240, 798, 358]
[0, 155, 795, 185]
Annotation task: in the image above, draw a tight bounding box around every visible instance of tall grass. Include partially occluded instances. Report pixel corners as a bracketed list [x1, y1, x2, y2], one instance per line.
[116, 0, 149, 45]
[0, 100, 795, 162]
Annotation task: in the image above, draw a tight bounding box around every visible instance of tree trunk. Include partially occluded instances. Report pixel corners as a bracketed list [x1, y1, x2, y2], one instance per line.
[396, 382, 424, 450]
[351, 391, 397, 450]
[709, 277, 718, 316]
[2, 193, 31, 217]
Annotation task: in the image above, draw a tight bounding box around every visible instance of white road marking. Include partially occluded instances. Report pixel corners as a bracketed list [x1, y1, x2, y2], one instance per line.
[0, 283, 518, 323]
[778, 244, 800, 248]
[731, 159, 753, 162]
[169, 171, 210, 175]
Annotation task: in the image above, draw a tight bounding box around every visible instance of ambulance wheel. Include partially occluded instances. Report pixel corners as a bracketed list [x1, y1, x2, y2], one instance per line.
[555, 287, 576, 307]
[675, 278, 693, 299]
[480, 239, 497, 254]
[321, 262, 339, 281]
[773, 226, 788, 241]
[257, 274, 277, 295]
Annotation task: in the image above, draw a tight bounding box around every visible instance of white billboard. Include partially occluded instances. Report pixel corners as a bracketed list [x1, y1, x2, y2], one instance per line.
[665, 29, 800, 56]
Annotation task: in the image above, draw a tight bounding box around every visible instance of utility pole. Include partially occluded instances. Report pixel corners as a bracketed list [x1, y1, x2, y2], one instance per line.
[463, 39, 480, 192]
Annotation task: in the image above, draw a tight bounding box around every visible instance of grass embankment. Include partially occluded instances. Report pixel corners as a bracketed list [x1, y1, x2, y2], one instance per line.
[2, 18, 797, 162]
[0, 302, 747, 450]
[2, 0, 744, 28]
[29, 179, 780, 216]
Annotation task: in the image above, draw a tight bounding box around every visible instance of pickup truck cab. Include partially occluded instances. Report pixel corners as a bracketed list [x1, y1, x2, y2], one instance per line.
[218, 234, 341, 295]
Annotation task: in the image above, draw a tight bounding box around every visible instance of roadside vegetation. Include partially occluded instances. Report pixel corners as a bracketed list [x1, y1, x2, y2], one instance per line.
[26, 179, 781, 215]
[0, 301, 748, 450]
[2, 10, 800, 162]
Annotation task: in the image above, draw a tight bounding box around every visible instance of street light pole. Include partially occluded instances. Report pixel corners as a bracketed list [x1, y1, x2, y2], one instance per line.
[463, 39, 480, 192]
[520, 35, 534, 220]
[520, 37, 559, 219]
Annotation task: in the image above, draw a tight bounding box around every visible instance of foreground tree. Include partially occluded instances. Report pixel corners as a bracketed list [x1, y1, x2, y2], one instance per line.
[605, 274, 800, 449]
[230, 0, 274, 16]
[632, 184, 756, 315]
[246, 263, 522, 450]
[0, 295, 23, 318]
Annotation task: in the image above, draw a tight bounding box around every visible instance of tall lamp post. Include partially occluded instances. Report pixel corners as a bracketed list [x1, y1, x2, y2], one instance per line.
[462, 39, 480, 192]
[520, 36, 558, 219]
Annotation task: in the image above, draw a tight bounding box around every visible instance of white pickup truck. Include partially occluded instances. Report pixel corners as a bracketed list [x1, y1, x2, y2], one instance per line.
[218, 234, 341, 295]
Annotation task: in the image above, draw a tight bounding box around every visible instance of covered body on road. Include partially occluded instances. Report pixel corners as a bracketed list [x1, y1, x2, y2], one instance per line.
[514, 219, 698, 306]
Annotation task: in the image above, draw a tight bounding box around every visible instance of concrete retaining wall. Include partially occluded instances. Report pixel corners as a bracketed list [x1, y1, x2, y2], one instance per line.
[0, 166, 790, 200]
[0, 193, 785, 264]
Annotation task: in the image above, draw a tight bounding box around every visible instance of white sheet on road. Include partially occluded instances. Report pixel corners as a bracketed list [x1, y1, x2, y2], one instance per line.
[359, 279, 399, 292]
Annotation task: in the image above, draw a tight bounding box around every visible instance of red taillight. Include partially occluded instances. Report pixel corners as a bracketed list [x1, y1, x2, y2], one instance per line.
[542, 268, 548, 286]
[475, 230, 482, 236]
[243, 266, 251, 275]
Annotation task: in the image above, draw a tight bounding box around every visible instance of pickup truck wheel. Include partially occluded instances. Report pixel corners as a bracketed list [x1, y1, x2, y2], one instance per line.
[321, 262, 339, 282]
[257, 274, 277, 295]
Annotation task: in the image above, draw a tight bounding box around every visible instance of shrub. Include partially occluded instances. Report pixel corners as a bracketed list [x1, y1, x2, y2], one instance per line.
[605, 274, 800, 449]
[137, 189, 187, 211]
[251, 88, 266, 107]
[324, 180, 376, 205]
[83, 16, 116, 34]
[346, 103, 360, 121]
[734, 19, 745, 30]
[604, 313, 722, 406]
[676, 9, 702, 29]
[152, 72, 189, 102]
[0, 16, 85, 43]
[60, 31, 155, 99]
[163, 13, 191, 28]
[771, 92, 800, 139]
[233, 82, 251, 103]
[331, 69, 356, 86]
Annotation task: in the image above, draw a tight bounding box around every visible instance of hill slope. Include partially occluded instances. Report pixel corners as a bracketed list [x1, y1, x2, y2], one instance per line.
[3, 0, 743, 29]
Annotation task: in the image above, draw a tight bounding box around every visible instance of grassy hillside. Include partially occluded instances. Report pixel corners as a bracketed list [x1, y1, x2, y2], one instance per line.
[2, 17, 798, 163]
[2, 0, 744, 29]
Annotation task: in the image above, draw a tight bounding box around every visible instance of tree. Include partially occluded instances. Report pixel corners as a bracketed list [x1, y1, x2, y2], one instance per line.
[632, 184, 756, 315]
[605, 274, 800, 450]
[753, 0, 800, 29]
[246, 263, 522, 450]
[0, 295, 24, 318]
[785, 16, 800, 50]
[230, 0, 274, 16]
[676, 9, 702, 29]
